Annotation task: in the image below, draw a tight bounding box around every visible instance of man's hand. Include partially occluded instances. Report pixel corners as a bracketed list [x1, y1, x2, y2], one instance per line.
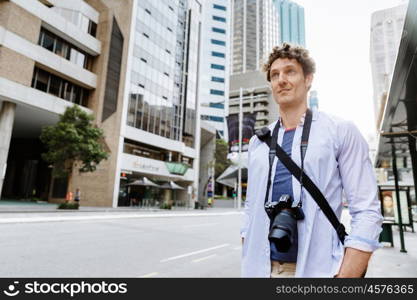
[335, 247, 372, 278]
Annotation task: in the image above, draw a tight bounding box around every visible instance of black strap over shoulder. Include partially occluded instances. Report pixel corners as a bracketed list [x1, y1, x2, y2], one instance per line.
[255, 109, 347, 244]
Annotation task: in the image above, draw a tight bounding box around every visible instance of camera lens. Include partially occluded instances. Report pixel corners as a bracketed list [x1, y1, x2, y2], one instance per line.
[268, 210, 297, 252]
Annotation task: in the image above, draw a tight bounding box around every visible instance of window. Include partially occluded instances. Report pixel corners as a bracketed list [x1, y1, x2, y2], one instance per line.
[31, 67, 89, 106]
[211, 51, 225, 58]
[209, 102, 224, 109]
[212, 27, 226, 34]
[213, 4, 227, 11]
[41, 31, 55, 51]
[210, 89, 224, 96]
[211, 39, 225, 46]
[48, 74, 61, 97]
[211, 76, 224, 83]
[211, 64, 225, 70]
[34, 68, 49, 92]
[213, 16, 226, 22]
[209, 116, 224, 122]
[88, 20, 97, 37]
[38, 28, 92, 70]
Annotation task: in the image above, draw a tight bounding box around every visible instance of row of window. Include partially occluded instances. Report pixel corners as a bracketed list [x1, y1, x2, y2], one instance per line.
[211, 39, 226, 46]
[212, 27, 226, 34]
[211, 64, 225, 70]
[213, 4, 227, 11]
[211, 76, 224, 83]
[38, 28, 93, 70]
[210, 89, 224, 96]
[31, 67, 89, 107]
[201, 115, 224, 122]
[209, 102, 224, 109]
[213, 15, 226, 22]
[212, 51, 225, 58]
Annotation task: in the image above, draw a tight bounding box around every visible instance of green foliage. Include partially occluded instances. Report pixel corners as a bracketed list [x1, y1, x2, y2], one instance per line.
[40, 105, 109, 178]
[57, 202, 80, 210]
[214, 139, 231, 178]
[159, 203, 172, 210]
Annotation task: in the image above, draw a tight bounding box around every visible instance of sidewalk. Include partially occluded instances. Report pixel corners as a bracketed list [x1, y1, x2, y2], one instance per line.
[341, 208, 417, 277]
[0, 200, 240, 224]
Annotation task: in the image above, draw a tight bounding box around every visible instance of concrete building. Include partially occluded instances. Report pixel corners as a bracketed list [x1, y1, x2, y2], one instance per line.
[199, 0, 231, 140]
[370, 4, 407, 129]
[274, 0, 305, 46]
[229, 71, 278, 131]
[231, 0, 280, 74]
[0, 0, 204, 208]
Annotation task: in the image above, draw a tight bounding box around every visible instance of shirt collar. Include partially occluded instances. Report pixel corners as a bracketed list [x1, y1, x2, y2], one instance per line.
[278, 108, 317, 127]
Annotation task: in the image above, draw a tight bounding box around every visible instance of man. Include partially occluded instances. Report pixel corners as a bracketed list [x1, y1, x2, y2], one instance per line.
[241, 43, 383, 278]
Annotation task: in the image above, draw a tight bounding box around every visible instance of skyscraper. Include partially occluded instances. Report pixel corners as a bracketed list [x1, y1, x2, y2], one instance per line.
[231, 0, 280, 74]
[274, 0, 305, 47]
[370, 4, 407, 127]
[199, 0, 231, 139]
[229, 0, 281, 132]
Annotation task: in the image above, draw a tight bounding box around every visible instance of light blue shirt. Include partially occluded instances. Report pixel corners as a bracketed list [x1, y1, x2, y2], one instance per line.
[241, 109, 383, 277]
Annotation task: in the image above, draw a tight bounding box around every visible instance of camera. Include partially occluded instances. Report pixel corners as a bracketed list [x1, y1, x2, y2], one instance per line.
[265, 194, 304, 252]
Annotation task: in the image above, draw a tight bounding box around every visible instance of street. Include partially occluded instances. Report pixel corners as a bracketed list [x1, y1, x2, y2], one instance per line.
[0, 211, 242, 277]
[0, 208, 415, 278]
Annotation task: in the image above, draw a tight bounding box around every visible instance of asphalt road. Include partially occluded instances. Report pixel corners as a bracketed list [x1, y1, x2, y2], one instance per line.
[0, 212, 242, 277]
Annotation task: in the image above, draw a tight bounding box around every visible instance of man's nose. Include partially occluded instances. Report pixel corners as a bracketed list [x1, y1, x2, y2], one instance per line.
[277, 74, 288, 86]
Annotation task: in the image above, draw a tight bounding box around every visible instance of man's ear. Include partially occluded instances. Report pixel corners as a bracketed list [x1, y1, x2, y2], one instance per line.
[305, 73, 313, 90]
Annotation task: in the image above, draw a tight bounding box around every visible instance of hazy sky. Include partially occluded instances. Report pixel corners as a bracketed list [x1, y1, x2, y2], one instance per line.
[293, 0, 407, 140]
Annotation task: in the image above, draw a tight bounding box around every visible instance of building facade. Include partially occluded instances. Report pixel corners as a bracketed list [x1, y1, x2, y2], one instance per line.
[229, 71, 278, 131]
[274, 0, 305, 46]
[119, 0, 203, 208]
[228, 0, 280, 134]
[198, 0, 231, 140]
[370, 4, 407, 128]
[0, 0, 203, 208]
[231, 0, 280, 74]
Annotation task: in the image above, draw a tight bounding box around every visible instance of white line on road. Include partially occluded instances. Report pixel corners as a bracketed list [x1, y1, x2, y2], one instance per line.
[160, 244, 229, 263]
[139, 272, 158, 278]
[0, 212, 242, 224]
[233, 246, 241, 251]
[192, 254, 217, 263]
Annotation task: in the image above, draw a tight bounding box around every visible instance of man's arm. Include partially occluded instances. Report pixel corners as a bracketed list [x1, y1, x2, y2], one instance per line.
[336, 121, 383, 277]
[335, 248, 371, 278]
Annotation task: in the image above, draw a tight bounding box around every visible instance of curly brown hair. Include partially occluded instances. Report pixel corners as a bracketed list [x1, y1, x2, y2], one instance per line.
[263, 43, 316, 82]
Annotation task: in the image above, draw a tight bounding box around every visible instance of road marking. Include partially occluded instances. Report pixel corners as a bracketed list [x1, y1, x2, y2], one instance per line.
[0, 212, 242, 224]
[184, 223, 218, 228]
[233, 246, 241, 251]
[160, 244, 229, 263]
[192, 254, 217, 263]
[139, 272, 158, 278]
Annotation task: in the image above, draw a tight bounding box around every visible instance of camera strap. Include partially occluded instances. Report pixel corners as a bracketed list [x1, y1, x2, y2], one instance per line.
[261, 109, 312, 206]
[255, 109, 347, 244]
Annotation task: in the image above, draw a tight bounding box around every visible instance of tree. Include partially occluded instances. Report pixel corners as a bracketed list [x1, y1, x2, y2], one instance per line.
[215, 138, 230, 179]
[40, 105, 109, 191]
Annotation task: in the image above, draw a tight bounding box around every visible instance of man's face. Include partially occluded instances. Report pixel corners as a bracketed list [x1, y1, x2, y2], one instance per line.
[269, 58, 313, 108]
